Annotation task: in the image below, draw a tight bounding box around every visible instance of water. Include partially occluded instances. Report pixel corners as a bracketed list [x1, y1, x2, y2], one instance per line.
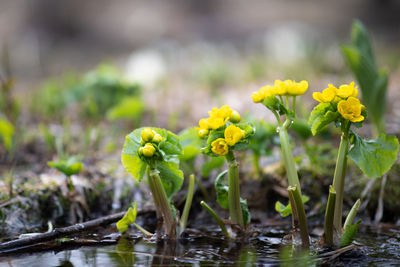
[1, 225, 399, 266]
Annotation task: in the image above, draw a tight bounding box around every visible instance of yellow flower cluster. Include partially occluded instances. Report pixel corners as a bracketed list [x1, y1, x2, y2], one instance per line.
[252, 80, 309, 103]
[211, 125, 245, 156]
[138, 128, 163, 157]
[313, 82, 364, 122]
[313, 82, 358, 103]
[196, 105, 241, 138]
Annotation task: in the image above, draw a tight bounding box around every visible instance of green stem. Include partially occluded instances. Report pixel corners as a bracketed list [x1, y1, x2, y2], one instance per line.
[180, 174, 195, 231]
[324, 185, 337, 246]
[285, 96, 289, 110]
[66, 176, 74, 192]
[332, 125, 350, 232]
[292, 96, 296, 113]
[343, 199, 361, 231]
[200, 201, 229, 238]
[288, 186, 309, 247]
[272, 110, 282, 125]
[147, 167, 176, 237]
[226, 151, 244, 227]
[279, 119, 301, 192]
[134, 223, 153, 236]
[253, 153, 261, 179]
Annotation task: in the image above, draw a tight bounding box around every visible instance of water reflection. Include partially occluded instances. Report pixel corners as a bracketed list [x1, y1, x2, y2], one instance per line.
[110, 236, 261, 266]
[2, 226, 399, 266]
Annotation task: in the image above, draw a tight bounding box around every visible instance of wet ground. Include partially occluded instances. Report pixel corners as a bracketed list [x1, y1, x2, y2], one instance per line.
[1, 224, 399, 266]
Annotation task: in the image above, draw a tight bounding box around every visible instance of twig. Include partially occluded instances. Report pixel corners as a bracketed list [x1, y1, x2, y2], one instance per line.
[0, 210, 150, 252]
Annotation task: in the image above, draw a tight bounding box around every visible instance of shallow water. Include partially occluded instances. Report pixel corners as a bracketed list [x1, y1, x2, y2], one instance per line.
[1, 225, 399, 266]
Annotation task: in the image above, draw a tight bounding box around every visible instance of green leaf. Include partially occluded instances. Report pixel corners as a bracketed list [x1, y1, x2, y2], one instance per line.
[156, 161, 184, 199]
[178, 127, 203, 161]
[275, 195, 309, 217]
[106, 96, 144, 121]
[240, 198, 251, 225]
[121, 130, 147, 181]
[340, 219, 361, 247]
[0, 118, 14, 151]
[341, 20, 388, 133]
[214, 169, 251, 225]
[201, 156, 225, 177]
[348, 133, 399, 178]
[308, 103, 338, 135]
[47, 157, 83, 176]
[116, 202, 138, 233]
[215, 170, 229, 209]
[291, 119, 312, 140]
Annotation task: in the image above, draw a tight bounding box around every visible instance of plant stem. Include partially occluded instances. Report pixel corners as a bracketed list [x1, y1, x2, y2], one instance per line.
[332, 125, 350, 232]
[292, 96, 297, 113]
[133, 223, 153, 236]
[147, 167, 176, 237]
[253, 153, 261, 179]
[343, 199, 361, 231]
[288, 186, 309, 247]
[180, 174, 195, 231]
[272, 110, 282, 125]
[279, 119, 301, 192]
[200, 201, 229, 238]
[324, 185, 336, 246]
[226, 151, 244, 227]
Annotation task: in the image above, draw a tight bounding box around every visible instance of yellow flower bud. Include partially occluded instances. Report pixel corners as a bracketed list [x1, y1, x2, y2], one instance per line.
[252, 91, 265, 103]
[142, 143, 156, 157]
[313, 84, 337, 103]
[224, 125, 245, 146]
[198, 129, 209, 138]
[152, 133, 163, 143]
[138, 147, 144, 156]
[141, 128, 155, 142]
[229, 110, 241, 123]
[336, 81, 358, 99]
[337, 97, 364, 122]
[211, 138, 229, 156]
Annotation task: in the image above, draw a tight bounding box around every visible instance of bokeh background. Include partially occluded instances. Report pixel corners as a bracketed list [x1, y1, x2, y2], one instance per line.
[1, 0, 400, 127]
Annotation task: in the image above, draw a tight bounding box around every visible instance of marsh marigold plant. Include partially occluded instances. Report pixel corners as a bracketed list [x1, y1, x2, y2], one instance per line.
[310, 81, 398, 247]
[196, 105, 254, 230]
[252, 79, 310, 246]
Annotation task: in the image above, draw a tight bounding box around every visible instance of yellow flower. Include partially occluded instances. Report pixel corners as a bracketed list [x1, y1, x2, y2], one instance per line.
[336, 82, 358, 99]
[313, 84, 337, 103]
[274, 80, 288, 95]
[337, 97, 364, 122]
[252, 91, 265, 103]
[291, 80, 309, 96]
[211, 138, 229, 156]
[142, 143, 156, 157]
[274, 80, 308, 96]
[224, 125, 245, 146]
[208, 105, 233, 121]
[141, 128, 155, 142]
[207, 116, 227, 130]
[198, 118, 210, 130]
[260, 85, 275, 97]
